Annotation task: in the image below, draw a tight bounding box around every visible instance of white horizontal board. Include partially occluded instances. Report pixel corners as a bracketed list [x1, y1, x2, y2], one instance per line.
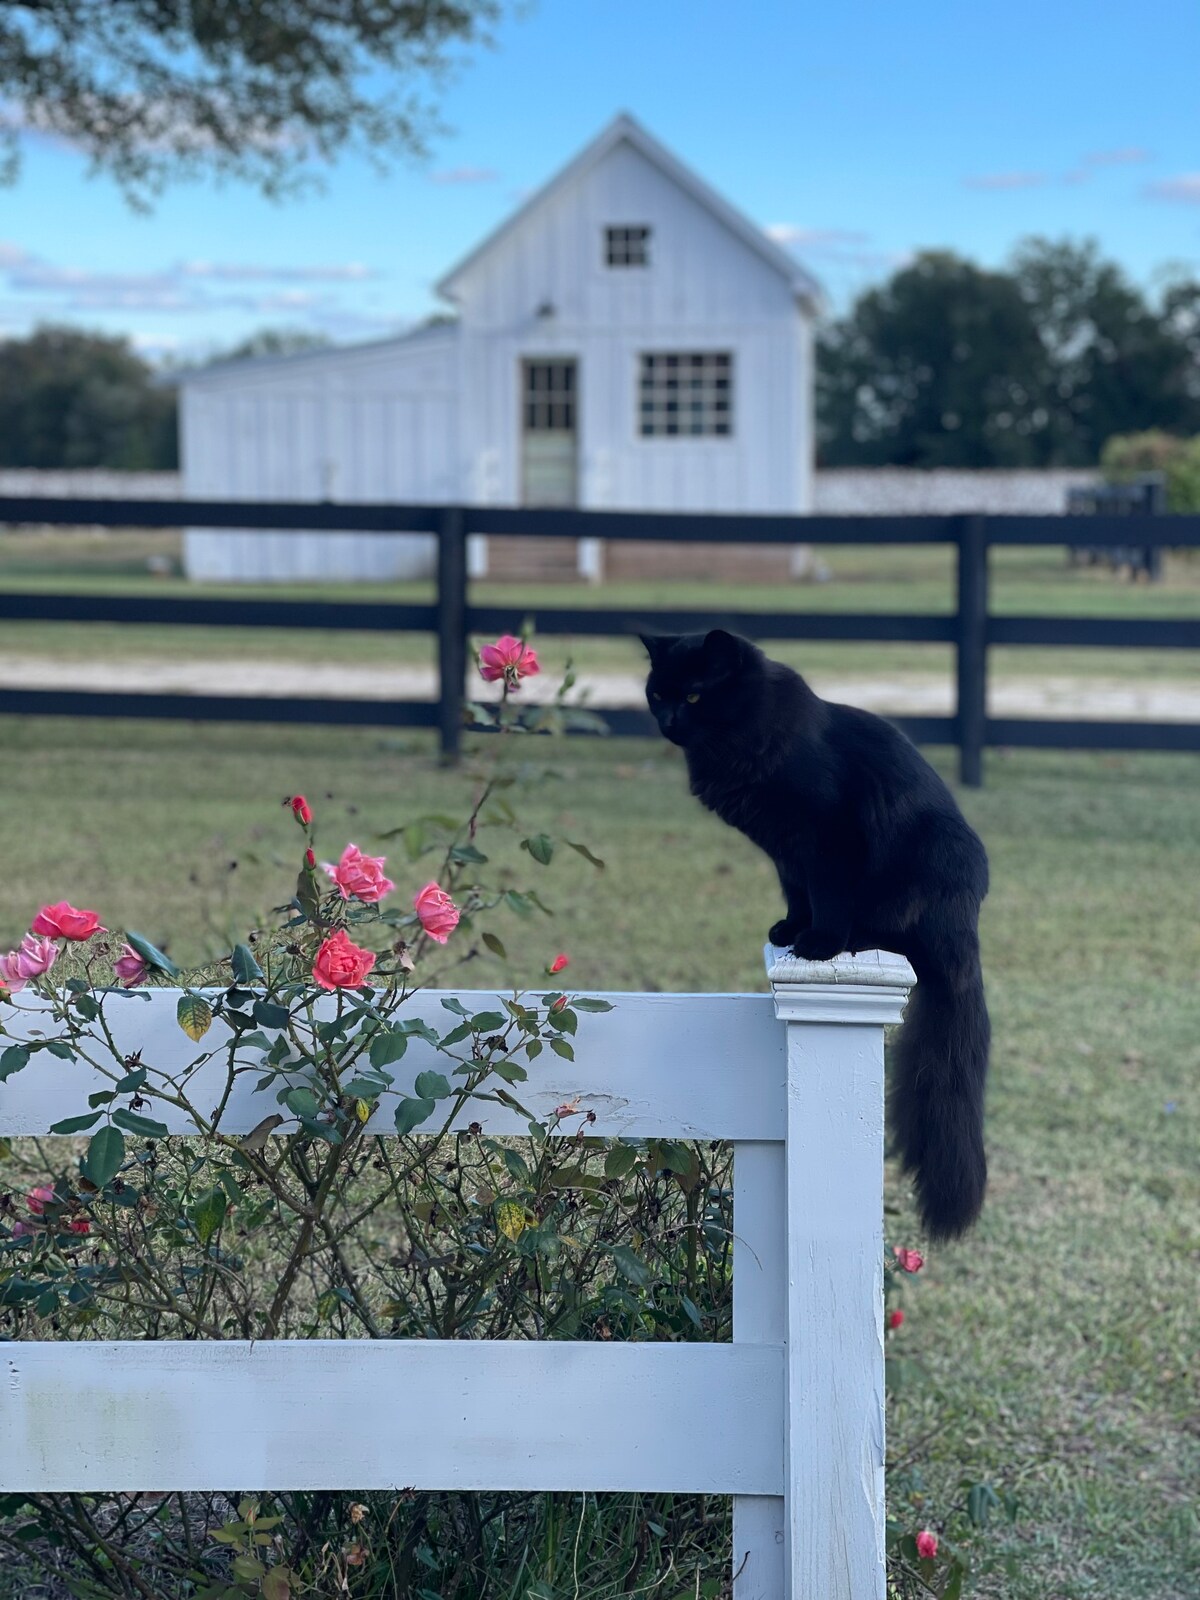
[1, 1339, 783, 1495]
[0, 989, 783, 1141]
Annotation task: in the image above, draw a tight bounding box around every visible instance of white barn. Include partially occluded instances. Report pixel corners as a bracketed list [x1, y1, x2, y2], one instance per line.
[181, 113, 821, 583]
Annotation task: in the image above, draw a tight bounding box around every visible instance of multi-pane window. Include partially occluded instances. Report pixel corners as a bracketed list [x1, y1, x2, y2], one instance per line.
[523, 361, 576, 431]
[638, 352, 733, 437]
[606, 225, 651, 267]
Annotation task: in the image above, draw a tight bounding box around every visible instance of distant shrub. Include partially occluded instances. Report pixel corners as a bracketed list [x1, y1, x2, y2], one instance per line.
[1101, 429, 1200, 512]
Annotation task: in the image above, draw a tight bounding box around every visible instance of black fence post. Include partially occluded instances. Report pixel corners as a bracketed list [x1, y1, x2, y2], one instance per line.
[956, 514, 988, 788]
[436, 506, 467, 762]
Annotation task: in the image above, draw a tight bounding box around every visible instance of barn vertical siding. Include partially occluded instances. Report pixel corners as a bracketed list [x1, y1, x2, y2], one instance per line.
[181, 122, 815, 582]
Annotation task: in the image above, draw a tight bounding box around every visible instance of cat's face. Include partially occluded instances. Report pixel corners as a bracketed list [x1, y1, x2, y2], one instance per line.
[641, 630, 760, 747]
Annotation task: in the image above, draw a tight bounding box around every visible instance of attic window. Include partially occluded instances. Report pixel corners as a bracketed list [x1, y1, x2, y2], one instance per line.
[639, 352, 733, 437]
[606, 226, 650, 267]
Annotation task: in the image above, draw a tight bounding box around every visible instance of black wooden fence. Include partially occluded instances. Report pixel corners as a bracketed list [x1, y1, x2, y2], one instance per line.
[2, 497, 1199, 788]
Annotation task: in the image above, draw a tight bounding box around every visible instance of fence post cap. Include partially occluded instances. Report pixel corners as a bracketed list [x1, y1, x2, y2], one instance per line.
[765, 944, 915, 1024]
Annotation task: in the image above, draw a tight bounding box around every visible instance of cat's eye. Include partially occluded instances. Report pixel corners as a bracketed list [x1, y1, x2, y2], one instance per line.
[686, 692, 700, 703]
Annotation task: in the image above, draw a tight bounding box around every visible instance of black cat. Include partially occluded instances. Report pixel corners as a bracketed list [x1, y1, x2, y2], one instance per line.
[641, 628, 990, 1240]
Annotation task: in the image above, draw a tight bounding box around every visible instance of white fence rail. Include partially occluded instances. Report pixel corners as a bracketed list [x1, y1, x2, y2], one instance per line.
[0, 948, 915, 1600]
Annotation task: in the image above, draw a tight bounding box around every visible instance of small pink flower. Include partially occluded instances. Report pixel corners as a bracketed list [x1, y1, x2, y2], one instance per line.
[916, 1530, 938, 1561]
[67, 1218, 91, 1236]
[31, 902, 106, 941]
[478, 634, 540, 690]
[893, 1247, 925, 1274]
[888, 1309, 905, 1331]
[26, 1185, 55, 1216]
[323, 843, 395, 904]
[0, 948, 27, 994]
[14, 934, 58, 981]
[312, 929, 377, 991]
[548, 954, 570, 975]
[305, 847, 317, 869]
[10, 1219, 31, 1239]
[113, 943, 150, 988]
[290, 795, 313, 826]
[550, 995, 567, 1014]
[554, 1101, 581, 1118]
[413, 882, 460, 944]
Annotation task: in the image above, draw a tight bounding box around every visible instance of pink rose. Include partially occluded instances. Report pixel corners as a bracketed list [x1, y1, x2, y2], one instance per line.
[893, 1247, 925, 1274]
[10, 1219, 32, 1239]
[26, 1185, 55, 1215]
[322, 844, 395, 904]
[0, 948, 27, 994]
[113, 944, 151, 988]
[916, 1530, 938, 1561]
[312, 929, 377, 991]
[5, 934, 59, 984]
[290, 795, 313, 826]
[888, 1309, 905, 1331]
[478, 634, 540, 690]
[413, 882, 460, 944]
[67, 1218, 91, 1235]
[30, 902, 106, 941]
[548, 953, 570, 975]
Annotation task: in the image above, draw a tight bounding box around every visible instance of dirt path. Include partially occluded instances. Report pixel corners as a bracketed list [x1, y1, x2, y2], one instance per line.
[2, 653, 1199, 721]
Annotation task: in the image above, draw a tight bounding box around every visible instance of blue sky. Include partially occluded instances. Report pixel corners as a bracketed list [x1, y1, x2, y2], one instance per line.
[2, 0, 1199, 359]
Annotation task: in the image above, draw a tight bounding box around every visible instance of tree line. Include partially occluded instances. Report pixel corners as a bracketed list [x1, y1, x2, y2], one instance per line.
[2, 236, 1199, 471]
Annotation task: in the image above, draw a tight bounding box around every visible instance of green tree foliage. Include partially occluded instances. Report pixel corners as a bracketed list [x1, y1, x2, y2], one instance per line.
[1102, 429, 1200, 512]
[0, 0, 503, 204]
[0, 326, 177, 469]
[214, 327, 332, 363]
[818, 239, 1200, 467]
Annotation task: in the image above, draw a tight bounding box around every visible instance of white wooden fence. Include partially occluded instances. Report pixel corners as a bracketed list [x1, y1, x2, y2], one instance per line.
[0, 947, 915, 1600]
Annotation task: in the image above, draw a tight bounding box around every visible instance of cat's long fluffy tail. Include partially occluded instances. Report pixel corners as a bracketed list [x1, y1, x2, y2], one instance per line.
[888, 940, 990, 1240]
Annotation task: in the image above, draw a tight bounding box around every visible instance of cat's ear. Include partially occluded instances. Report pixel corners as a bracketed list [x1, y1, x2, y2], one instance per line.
[638, 633, 669, 662]
[703, 629, 750, 679]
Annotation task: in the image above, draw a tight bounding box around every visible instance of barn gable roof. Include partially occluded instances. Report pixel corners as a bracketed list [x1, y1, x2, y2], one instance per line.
[435, 112, 821, 312]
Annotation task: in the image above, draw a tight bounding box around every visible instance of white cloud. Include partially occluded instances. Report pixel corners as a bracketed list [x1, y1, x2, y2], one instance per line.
[1144, 174, 1200, 204]
[765, 225, 871, 248]
[180, 260, 377, 282]
[1082, 147, 1152, 167]
[431, 165, 499, 185]
[963, 172, 1047, 191]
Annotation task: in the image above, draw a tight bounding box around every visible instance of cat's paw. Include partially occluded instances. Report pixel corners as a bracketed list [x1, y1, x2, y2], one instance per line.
[768, 918, 802, 947]
[789, 929, 847, 962]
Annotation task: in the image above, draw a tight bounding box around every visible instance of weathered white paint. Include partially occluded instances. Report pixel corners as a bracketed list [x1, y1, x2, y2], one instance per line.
[813, 466, 1101, 515]
[0, 1341, 783, 1495]
[177, 114, 818, 582]
[0, 952, 914, 1599]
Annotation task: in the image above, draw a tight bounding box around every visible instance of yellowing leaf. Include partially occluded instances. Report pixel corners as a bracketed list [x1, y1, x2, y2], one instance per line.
[495, 1200, 526, 1242]
[355, 1099, 371, 1124]
[176, 994, 213, 1042]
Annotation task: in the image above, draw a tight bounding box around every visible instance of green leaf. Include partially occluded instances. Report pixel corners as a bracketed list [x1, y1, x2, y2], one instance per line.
[189, 1187, 227, 1246]
[0, 1045, 30, 1082]
[369, 1027, 408, 1069]
[88, 1090, 115, 1107]
[521, 833, 555, 866]
[82, 1126, 125, 1188]
[253, 1000, 290, 1031]
[548, 1007, 577, 1035]
[482, 931, 507, 959]
[231, 943, 264, 985]
[449, 842, 488, 864]
[73, 994, 100, 1021]
[503, 890, 533, 918]
[283, 1087, 320, 1120]
[492, 1060, 528, 1084]
[394, 1096, 436, 1135]
[43, 1039, 74, 1060]
[176, 994, 214, 1042]
[572, 997, 614, 1013]
[611, 1244, 653, 1289]
[50, 1112, 102, 1135]
[125, 930, 180, 978]
[112, 1108, 170, 1139]
[525, 1039, 543, 1061]
[549, 1036, 574, 1061]
[414, 1070, 452, 1101]
[469, 1010, 507, 1032]
[439, 1022, 474, 1047]
[566, 839, 606, 869]
[113, 1067, 147, 1093]
[604, 1145, 638, 1179]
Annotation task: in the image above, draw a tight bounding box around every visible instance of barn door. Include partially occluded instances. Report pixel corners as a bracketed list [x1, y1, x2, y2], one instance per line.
[521, 359, 578, 506]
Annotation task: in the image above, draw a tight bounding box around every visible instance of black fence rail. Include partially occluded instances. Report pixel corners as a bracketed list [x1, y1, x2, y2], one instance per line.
[3, 498, 1200, 788]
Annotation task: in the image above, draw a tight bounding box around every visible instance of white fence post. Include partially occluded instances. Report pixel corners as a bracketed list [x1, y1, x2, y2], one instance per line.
[763, 946, 915, 1600]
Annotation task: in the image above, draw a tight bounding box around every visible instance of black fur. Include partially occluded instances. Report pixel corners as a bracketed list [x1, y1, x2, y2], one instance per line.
[641, 628, 990, 1240]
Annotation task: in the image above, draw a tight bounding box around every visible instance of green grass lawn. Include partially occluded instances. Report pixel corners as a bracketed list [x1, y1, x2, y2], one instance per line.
[1, 718, 1197, 1597]
[2, 530, 1198, 686]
